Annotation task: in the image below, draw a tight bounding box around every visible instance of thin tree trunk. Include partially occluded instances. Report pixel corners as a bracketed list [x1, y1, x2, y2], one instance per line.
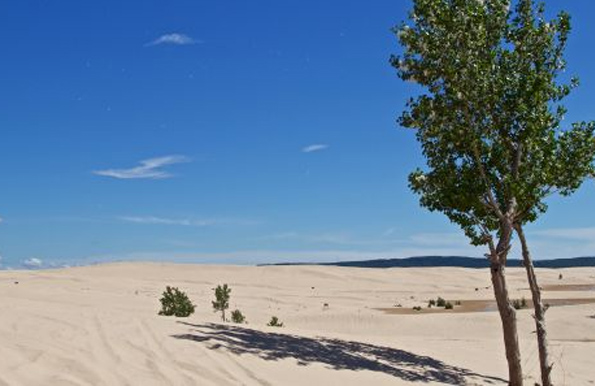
[515, 224, 553, 386]
[490, 225, 524, 386]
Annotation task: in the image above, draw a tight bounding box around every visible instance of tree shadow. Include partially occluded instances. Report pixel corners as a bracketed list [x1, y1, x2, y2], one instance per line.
[172, 322, 506, 385]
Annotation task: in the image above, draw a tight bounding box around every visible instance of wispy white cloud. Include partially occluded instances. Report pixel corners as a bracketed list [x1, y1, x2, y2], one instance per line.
[93, 155, 190, 180]
[118, 215, 259, 227]
[382, 227, 397, 237]
[79, 247, 484, 266]
[118, 216, 213, 227]
[302, 144, 329, 153]
[22, 258, 43, 269]
[407, 232, 470, 247]
[146, 33, 199, 46]
[530, 227, 595, 241]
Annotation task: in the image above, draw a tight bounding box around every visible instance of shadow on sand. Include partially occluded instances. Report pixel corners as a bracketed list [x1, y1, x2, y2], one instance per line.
[172, 322, 506, 385]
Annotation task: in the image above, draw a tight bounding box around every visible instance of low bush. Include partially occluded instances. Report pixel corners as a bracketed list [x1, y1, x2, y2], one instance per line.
[267, 316, 284, 327]
[436, 297, 446, 307]
[159, 286, 195, 317]
[512, 297, 528, 310]
[231, 309, 246, 324]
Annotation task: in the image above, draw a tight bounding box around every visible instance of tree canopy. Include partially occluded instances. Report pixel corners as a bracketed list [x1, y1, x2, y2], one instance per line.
[392, 0, 595, 249]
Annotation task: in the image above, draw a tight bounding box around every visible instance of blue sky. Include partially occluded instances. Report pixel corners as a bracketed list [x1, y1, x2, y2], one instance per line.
[1, 0, 594, 268]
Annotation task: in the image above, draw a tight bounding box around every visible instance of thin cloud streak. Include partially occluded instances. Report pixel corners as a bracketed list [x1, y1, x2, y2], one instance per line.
[146, 33, 199, 46]
[530, 227, 595, 241]
[118, 216, 212, 227]
[76, 248, 485, 266]
[302, 144, 329, 153]
[93, 155, 190, 180]
[22, 258, 43, 269]
[118, 216, 260, 227]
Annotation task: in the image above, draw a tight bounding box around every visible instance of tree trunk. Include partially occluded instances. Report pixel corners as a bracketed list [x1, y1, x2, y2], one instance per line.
[515, 224, 553, 386]
[490, 259, 524, 385]
[490, 225, 524, 386]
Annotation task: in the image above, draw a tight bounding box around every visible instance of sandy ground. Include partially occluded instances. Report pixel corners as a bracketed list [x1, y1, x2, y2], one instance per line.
[1, 263, 594, 386]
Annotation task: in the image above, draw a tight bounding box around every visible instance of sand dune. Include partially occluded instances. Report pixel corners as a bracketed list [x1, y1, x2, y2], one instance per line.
[1, 263, 594, 385]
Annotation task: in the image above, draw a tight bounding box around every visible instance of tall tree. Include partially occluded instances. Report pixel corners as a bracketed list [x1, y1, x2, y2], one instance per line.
[391, 1, 595, 384]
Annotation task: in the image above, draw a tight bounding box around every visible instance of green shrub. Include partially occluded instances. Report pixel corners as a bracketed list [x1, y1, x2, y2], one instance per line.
[267, 316, 284, 327]
[158, 286, 195, 317]
[428, 299, 436, 308]
[231, 309, 246, 324]
[512, 297, 528, 310]
[412, 306, 422, 311]
[212, 284, 231, 321]
[444, 301, 454, 310]
[436, 297, 446, 307]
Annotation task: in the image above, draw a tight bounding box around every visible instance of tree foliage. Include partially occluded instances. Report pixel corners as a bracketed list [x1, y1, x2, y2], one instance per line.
[392, 0, 595, 248]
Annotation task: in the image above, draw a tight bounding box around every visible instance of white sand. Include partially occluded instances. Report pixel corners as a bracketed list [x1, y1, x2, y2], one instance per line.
[1, 263, 594, 385]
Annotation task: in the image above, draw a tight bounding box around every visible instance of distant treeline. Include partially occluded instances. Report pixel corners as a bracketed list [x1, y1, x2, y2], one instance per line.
[266, 256, 595, 269]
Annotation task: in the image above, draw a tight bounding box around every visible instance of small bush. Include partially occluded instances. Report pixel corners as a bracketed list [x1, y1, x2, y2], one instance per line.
[455, 300, 462, 306]
[231, 309, 246, 324]
[436, 297, 446, 307]
[558, 273, 563, 280]
[444, 301, 454, 310]
[267, 316, 284, 327]
[428, 299, 436, 308]
[412, 306, 422, 311]
[159, 286, 195, 317]
[512, 297, 528, 310]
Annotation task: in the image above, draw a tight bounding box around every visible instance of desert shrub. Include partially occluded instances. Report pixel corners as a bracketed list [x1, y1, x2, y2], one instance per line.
[231, 309, 246, 324]
[267, 316, 284, 327]
[559, 273, 563, 280]
[444, 301, 454, 310]
[212, 284, 231, 321]
[412, 306, 422, 311]
[455, 300, 462, 306]
[428, 299, 436, 308]
[436, 297, 446, 307]
[159, 286, 195, 317]
[512, 297, 528, 310]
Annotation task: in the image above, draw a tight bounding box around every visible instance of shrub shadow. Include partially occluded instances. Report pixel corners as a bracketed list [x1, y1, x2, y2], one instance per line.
[173, 322, 505, 384]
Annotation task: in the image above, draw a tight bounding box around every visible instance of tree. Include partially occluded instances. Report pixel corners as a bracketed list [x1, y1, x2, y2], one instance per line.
[212, 284, 231, 322]
[392, 1, 595, 385]
[158, 286, 196, 317]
